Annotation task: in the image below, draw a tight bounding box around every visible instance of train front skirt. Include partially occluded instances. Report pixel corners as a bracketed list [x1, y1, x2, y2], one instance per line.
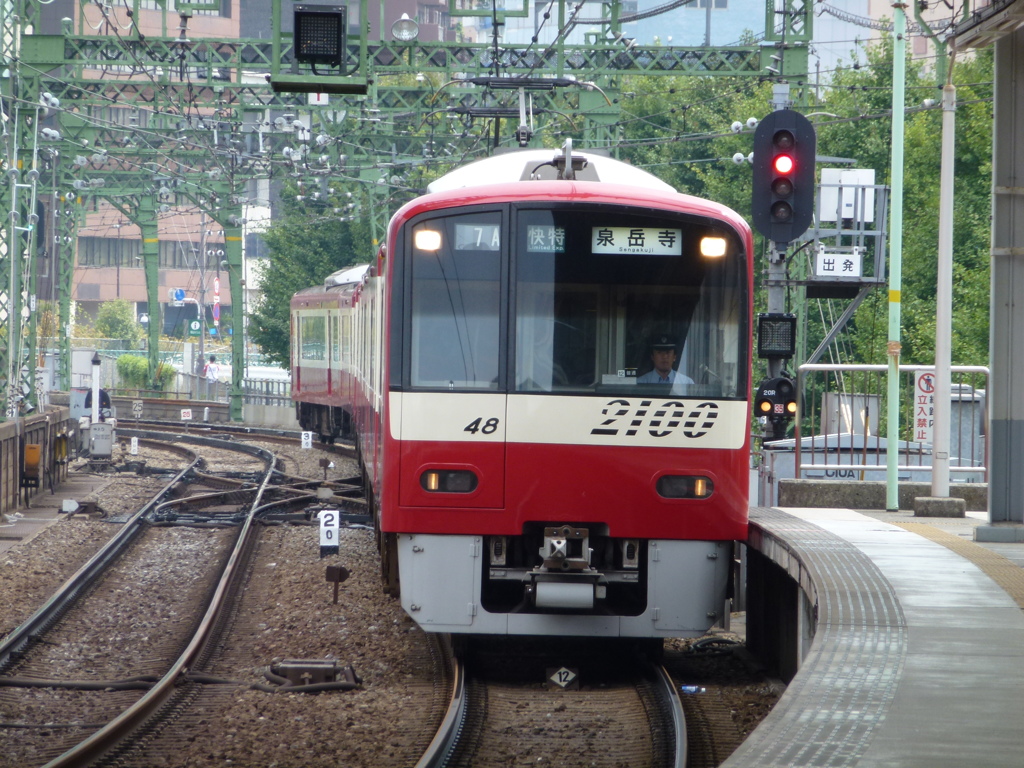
[398, 534, 732, 637]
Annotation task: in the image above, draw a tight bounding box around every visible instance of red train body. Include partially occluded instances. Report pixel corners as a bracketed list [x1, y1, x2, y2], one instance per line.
[292, 147, 753, 638]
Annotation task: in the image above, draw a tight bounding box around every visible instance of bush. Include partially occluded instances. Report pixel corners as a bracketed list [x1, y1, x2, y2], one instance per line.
[154, 362, 178, 391]
[116, 355, 149, 389]
[116, 356, 178, 392]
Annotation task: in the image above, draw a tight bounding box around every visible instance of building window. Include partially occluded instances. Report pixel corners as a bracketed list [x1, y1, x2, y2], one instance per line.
[78, 236, 141, 268]
[138, 0, 228, 16]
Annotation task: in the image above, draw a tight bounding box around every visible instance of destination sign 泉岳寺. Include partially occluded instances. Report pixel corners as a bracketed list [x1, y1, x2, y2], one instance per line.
[591, 227, 683, 255]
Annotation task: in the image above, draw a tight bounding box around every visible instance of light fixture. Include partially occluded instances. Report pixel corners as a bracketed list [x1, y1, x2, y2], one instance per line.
[414, 228, 441, 251]
[392, 13, 419, 41]
[700, 236, 727, 258]
[757, 313, 797, 358]
[294, 5, 347, 68]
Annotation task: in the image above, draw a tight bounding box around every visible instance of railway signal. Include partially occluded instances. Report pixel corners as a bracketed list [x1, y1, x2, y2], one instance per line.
[751, 110, 817, 245]
[755, 376, 797, 441]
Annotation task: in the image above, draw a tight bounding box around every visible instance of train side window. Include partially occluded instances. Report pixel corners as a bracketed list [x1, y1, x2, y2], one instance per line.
[299, 314, 327, 361]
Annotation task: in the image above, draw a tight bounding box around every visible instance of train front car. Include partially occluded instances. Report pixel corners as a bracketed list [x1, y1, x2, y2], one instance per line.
[383, 148, 752, 639]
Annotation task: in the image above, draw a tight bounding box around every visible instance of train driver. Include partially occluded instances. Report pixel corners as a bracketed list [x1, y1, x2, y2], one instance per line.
[636, 334, 695, 386]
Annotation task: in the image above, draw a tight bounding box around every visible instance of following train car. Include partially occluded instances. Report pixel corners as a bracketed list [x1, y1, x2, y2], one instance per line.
[291, 143, 753, 639]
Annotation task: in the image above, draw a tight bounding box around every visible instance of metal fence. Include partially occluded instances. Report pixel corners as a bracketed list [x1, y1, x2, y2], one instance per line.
[242, 378, 292, 406]
[793, 363, 989, 482]
[107, 374, 290, 406]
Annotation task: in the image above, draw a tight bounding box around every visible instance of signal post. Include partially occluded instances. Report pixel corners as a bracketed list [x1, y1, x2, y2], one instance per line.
[751, 87, 816, 441]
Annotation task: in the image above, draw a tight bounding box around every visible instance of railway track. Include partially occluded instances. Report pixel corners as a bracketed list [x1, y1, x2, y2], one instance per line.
[419, 638, 686, 768]
[0, 430, 453, 768]
[1, 428, 775, 767]
[0, 433, 276, 767]
[119, 421, 368, 518]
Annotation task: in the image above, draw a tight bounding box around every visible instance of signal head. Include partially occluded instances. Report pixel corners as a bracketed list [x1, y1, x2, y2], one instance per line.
[750, 110, 817, 243]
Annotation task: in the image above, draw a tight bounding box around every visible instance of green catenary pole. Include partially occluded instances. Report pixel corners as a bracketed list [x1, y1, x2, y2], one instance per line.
[885, 4, 908, 512]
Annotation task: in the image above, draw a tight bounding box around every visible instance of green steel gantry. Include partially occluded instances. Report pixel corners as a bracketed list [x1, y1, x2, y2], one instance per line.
[0, 0, 811, 421]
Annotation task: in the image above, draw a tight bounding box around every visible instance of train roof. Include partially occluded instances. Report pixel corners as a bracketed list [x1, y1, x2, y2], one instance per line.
[292, 264, 369, 304]
[426, 146, 675, 193]
[324, 263, 370, 288]
[398, 144, 751, 240]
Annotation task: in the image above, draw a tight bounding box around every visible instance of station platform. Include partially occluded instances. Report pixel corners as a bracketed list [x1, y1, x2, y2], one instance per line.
[0, 473, 112, 556]
[729, 506, 1024, 768]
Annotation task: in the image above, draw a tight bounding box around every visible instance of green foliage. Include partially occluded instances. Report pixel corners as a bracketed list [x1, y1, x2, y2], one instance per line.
[37, 301, 60, 339]
[246, 45, 993, 374]
[154, 361, 177, 391]
[117, 355, 177, 391]
[116, 354, 150, 389]
[247, 187, 372, 367]
[93, 299, 144, 348]
[618, 39, 993, 370]
[819, 42, 993, 367]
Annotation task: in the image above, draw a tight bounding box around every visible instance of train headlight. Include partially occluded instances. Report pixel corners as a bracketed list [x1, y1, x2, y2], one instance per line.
[700, 236, 727, 258]
[656, 475, 714, 499]
[421, 469, 478, 493]
[414, 228, 442, 251]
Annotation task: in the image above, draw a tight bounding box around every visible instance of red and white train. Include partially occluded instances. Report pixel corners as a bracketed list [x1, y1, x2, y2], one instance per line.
[291, 144, 753, 639]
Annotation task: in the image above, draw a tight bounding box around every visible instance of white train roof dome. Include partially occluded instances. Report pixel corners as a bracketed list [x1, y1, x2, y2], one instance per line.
[426, 140, 675, 194]
[324, 263, 370, 288]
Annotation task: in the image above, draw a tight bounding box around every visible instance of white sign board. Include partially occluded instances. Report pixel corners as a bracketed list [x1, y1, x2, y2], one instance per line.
[132, 399, 143, 418]
[301, 431, 313, 449]
[914, 372, 935, 444]
[318, 509, 340, 547]
[816, 244, 863, 279]
[181, 408, 193, 421]
[818, 168, 876, 223]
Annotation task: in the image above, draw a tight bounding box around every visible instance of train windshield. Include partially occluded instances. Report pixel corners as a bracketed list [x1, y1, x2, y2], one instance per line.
[513, 206, 747, 398]
[405, 204, 747, 397]
[410, 212, 503, 389]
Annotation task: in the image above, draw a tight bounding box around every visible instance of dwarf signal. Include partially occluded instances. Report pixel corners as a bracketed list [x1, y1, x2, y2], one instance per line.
[755, 376, 797, 442]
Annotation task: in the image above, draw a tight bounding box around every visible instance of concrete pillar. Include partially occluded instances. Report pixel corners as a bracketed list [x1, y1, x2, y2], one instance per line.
[982, 25, 1024, 539]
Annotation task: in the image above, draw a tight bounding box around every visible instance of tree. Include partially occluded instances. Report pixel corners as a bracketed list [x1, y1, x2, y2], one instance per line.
[247, 185, 372, 367]
[617, 38, 993, 371]
[94, 299, 144, 349]
[816, 40, 993, 367]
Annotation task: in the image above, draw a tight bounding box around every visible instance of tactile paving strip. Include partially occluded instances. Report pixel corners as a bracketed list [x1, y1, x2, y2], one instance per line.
[724, 508, 907, 767]
[895, 522, 1024, 610]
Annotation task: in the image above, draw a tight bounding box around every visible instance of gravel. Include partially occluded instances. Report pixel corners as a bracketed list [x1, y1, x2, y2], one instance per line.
[1, 437, 779, 767]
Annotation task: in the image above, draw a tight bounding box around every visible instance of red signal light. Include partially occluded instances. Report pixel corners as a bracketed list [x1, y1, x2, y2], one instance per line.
[773, 154, 794, 174]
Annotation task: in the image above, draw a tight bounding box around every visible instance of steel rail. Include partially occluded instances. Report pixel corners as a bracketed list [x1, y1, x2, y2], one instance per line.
[40, 433, 278, 768]
[0, 442, 199, 676]
[654, 663, 688, 768]
[414, 636, 467, 768]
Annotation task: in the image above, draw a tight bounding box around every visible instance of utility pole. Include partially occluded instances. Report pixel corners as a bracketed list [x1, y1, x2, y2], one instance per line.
[196, 216, 208, 391]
